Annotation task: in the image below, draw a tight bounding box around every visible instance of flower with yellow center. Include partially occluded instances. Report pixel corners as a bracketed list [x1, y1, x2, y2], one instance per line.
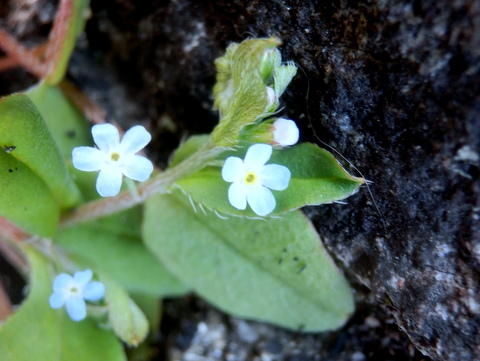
[72, 124, 154, 197]
[221, 143, 291, 216]
[49, 269, 105, 322]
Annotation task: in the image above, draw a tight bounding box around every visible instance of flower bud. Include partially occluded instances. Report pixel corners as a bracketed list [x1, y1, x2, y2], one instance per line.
[272, 118, 299, 146]
[259, 48, 282, 84]
[265, 86, 278, 113]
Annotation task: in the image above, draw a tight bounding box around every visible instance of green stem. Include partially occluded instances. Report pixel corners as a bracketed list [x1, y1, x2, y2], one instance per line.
[59, 141, 224, 228]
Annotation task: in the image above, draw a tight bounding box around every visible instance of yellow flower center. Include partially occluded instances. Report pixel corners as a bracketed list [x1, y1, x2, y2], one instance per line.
[110, 152, 120, 161]
[69, 286, 79, 294]
[243, 171, 257, 185]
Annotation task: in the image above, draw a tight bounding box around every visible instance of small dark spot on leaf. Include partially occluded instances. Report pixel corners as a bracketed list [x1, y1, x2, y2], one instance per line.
[293, 256, 299, 261]
[283, 248, 287, 253]
[8, 169, 13, 173]
[4, 145, 16, 153]
[297, 265, 307, 274]
[278, 259, 283, 265]
[66, 130, 76, 138]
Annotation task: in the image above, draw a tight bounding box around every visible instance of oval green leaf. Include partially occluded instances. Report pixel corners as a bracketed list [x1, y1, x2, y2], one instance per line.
[100, 274, 149, 347]
[0, 94, 81, 209]
[143, 191, 354, 332]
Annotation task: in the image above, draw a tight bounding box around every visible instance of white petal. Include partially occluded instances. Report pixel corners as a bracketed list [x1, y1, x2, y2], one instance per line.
[73, 269, 93, 287]
[119, 125, 152, 155]
[82, 281, 105, 302]
[228, 182, 248, 210]
[92, 124, 120, 152]
[72, 147, 106, 171]
[246, 185, 276, 216]
[244, 144, 272, 168]
[96, 167, 123, 197]
[266, 87, 276, 105]
[49, 292, 66, 309]
[260, 164, 291, 191]
[52, 273, 73, 292]
[272, 118, 299, 146]
[222, 157, 245, 182]
[66, 296, 87, 322]
[122, 155, 154, 182]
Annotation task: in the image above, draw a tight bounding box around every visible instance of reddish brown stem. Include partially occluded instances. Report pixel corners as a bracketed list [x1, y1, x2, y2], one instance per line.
[44, 0, 73, 76]
[0, 217, 29, 278]
[0, 29, 47, 78]
[59, 80, 108, 125]
[0, 283, 13, 322]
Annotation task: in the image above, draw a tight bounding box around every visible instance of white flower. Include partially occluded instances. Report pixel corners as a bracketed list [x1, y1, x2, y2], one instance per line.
[272, 118, 299, 146]
[49, 269, 105, 322]
[72, 124, 154, 197]
[221, 143, 291, 216]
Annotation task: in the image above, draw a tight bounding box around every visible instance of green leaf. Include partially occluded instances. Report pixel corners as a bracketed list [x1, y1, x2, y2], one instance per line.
[54, 166, 189, 297]
[211, 38, 281, 146]
[27, 83, 91, 159]
[143, 191, 354, 332]
[101, 274, 149, 346]
[173, 137, 364, 217]
[46, 0, 90, 85]
[0, 150, 59, 236]
[0, 246, 126, 361]
[0, 94, 81, 209]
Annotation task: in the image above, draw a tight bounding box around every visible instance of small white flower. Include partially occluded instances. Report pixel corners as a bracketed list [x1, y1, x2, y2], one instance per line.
[272, 118, 299, 146]
[221, 143, 291, 216]
[49, 269, 105, 322]
[72, 124, 154, 197]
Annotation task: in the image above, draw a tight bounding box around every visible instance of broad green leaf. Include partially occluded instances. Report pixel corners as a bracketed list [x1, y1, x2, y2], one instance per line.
[0, 246, 126, 361]
[211, 38, 280, 146]
[54, 167, 189, 297]
[172, 137, 364, 217]
[143, 191, 354, 332]
[46, 0, 90, 85]
[0, 150, 59, 236]
[101, 274, 149, 346]
[27, 83, 91, 159]
[0, 94, 81, 209]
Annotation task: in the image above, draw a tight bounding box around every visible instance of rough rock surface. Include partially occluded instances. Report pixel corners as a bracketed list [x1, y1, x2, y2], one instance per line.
[1, 0, 479, 360]
[84, 1, 480, 360]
